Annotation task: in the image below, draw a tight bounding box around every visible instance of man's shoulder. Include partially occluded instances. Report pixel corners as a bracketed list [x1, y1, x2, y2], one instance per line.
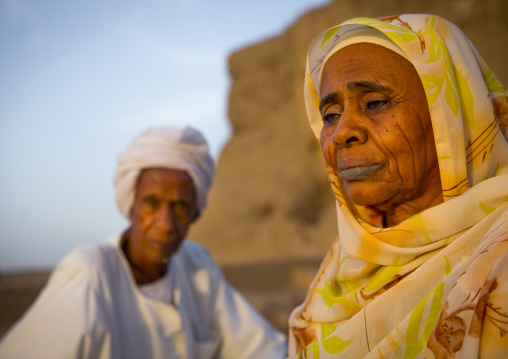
[58, 241, 121, 272]
[176, 240, 219, 271]
[46, 240, 129, 294]
[178, 240, 214, 261]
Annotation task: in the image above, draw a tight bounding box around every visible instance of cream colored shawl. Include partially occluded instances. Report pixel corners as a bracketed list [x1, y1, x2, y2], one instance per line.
[289, 14, 508, 358]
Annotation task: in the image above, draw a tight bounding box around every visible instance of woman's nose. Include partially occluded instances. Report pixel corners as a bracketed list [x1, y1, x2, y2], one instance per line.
[332, 108, 368, 148]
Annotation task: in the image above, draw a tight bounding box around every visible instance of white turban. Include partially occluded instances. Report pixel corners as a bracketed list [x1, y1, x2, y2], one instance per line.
[114, 126, 215, 219]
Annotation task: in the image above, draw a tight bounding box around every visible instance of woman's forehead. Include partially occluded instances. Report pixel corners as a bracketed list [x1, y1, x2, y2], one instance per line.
[320, 43, 416, 95]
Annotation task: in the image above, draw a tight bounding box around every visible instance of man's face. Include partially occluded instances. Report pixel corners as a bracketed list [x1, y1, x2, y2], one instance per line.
[127, 168, 198, 268]
[319, 43, 441, 212]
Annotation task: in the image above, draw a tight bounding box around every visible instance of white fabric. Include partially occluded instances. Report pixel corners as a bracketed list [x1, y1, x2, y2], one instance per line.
[0, 239, 287, 359]
[114, 126, 215, 218]
[138, 261, 175, 303]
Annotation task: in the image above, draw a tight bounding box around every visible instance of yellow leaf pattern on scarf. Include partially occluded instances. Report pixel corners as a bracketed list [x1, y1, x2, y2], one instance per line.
[322, 335, 354, 354]
[301, 341, 320, 359]
[420, 16, 481, 134]
[454, 62, 480, 135]
[321, 322, 337, 338]
[315, 281, 362, 313]
[479, 198, 496, 215]
[343, 18, 420, 45]
[444, 256, 451, 276]
[321, 27, 339, 47]
[421, 74, 445, 108]
[404, 282, 445, 359]
[414, 213, 432, 243]
[364, 265, 403, 293]
[300, 327, 353, 358]
[493, 162, 500, 177]
[484, 68, 507, 94]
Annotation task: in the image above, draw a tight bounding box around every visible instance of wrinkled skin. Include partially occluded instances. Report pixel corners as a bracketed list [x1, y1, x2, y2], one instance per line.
[319, 43, 443, 227]
[122, 168, 198, 284]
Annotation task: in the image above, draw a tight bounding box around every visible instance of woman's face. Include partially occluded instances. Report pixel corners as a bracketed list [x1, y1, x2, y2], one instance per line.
[319, 43, 441, 217]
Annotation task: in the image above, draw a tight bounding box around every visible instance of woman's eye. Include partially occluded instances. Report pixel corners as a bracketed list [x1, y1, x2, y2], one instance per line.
[322, 112, 341, 124]
[366, 100, 389, 110]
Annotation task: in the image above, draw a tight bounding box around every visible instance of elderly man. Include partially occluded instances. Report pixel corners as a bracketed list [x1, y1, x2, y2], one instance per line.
[0, 126, 287, 358]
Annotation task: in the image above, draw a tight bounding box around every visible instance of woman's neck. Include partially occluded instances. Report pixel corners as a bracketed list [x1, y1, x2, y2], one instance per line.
[380, 190, 444, 227]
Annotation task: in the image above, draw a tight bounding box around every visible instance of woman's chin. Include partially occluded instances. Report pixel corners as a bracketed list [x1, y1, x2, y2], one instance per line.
[345, 183, 390, 208]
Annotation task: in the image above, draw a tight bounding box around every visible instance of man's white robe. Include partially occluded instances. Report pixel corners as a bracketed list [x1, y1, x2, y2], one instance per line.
[0, 238, 287, 359]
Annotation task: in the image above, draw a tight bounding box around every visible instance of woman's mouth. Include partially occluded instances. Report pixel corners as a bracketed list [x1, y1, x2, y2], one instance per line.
[340, 164, 383, 182]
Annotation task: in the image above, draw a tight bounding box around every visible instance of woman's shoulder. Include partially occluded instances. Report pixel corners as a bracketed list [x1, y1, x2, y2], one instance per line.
[463, 217, 508, 289]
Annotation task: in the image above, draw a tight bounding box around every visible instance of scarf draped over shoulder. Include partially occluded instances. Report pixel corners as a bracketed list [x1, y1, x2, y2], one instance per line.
[289, 14, 508, 358]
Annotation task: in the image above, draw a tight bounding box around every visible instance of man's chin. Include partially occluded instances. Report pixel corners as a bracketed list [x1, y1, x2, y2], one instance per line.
[147, 251, 173, 265]
[146, 246, 177, 264]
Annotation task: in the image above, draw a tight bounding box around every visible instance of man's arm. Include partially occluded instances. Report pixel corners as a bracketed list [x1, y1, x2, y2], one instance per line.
[0, 251, 111, 359]
[213, 266, 288, 359]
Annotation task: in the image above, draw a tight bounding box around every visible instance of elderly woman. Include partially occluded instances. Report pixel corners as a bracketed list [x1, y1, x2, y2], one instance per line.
[289, 14, 508, 358]
[0, 126, 287, 359]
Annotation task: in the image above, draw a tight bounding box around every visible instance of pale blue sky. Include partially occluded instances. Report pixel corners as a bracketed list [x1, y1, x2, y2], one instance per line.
[0, 0, 329, 272]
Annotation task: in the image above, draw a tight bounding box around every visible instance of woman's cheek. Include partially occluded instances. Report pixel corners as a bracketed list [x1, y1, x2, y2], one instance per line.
[321, 136, 337, 168]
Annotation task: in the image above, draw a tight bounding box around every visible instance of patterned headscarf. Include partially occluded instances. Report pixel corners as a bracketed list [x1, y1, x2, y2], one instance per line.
[114, 126, 215, 218]
[290, 14, 508, 358]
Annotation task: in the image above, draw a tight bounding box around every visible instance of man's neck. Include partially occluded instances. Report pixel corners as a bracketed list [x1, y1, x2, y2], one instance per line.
[120, 232, 168, 285]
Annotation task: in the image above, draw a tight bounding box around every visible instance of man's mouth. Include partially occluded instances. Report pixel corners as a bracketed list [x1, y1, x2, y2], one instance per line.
[339, 164, 383, 182]
[148, 238, 179, 251]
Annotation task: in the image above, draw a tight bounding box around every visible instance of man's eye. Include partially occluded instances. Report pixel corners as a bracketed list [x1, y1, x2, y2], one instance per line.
[144, 197, 159, 206]
[171, 200, 187, 209]
[178, 201, 193, 210]
[322, 113, 341, 124]
[173, 201, 193, 216]
[366, 100, 389, 110]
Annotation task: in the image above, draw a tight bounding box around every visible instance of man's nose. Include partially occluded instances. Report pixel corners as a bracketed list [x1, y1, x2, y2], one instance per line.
[155, 205, 177, 232]
[332, 107, 368, 148]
